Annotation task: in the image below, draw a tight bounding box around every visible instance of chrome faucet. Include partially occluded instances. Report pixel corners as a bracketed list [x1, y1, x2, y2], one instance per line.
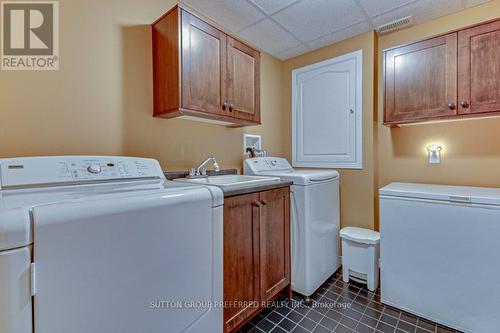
[189, 156, 220, 178]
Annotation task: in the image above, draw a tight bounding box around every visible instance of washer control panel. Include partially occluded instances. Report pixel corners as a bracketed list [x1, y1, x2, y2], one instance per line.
[0, 156, 165, 189]
[244, 157, 292, 174]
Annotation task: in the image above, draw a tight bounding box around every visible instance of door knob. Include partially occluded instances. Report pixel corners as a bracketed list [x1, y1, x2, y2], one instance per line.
[460, 100, 469, 108]
[447, 102, 456, 110]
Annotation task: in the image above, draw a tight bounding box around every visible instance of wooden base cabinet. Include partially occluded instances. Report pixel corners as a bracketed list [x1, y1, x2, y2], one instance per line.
[223, 187, 290, 333]
[384, 18, 500, 125]
[152, 5, 260, 127]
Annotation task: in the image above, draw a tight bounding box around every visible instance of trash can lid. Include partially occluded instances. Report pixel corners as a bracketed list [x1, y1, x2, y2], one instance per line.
[340, 227, 380, 245]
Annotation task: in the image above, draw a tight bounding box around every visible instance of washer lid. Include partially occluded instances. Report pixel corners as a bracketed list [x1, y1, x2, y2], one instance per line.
[379, 182, 500, 206]
[0, 180, 223, 251]
[266, 169, 339, 185]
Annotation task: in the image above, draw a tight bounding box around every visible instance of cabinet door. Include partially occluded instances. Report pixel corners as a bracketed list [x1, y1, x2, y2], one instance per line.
[458, 20, 500, 115]
[223, 193, 261, 333]
[259, 188, 290, 301]
[226, 36, 260, 123]
[384, 33, 457, 124]
[181, 10, 227, 116]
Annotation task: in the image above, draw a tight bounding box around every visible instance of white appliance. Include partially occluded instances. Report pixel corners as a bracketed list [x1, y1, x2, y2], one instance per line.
[380, 182, 500, 333]
[244, 157, 340, 297]
[0, 156, 223, 333]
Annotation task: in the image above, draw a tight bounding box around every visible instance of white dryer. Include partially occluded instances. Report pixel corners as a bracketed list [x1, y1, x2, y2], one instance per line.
[0, 156, 223, 333]
[244, 157, 340, 298]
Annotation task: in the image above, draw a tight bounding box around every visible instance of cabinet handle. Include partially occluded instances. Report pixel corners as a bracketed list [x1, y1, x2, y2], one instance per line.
[447, 102, 456, 110]
[229, 104, 234, 112]
[460, 100, 469, 109]
[222, 102, 228, 110]
[260, 200, 267, 206]
[252, 201, 261, 207]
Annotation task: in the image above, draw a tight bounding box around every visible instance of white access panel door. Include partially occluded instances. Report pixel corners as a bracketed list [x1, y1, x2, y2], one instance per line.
[292, 50, 362, 169]
[380, 196, 500, 333]
[32, 189, 222, 333]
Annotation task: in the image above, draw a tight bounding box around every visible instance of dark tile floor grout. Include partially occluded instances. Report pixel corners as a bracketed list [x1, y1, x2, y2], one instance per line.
[238, 268, 462, 333]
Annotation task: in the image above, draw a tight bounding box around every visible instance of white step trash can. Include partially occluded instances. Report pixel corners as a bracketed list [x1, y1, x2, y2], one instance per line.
[340, 227, 380, 291]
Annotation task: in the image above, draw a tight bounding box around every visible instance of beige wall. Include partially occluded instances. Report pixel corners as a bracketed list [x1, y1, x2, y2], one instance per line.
[282, 32, 377, 230]
[0, 0, 286, 172]
[377, 0, 500, 191]
[2, 0, 500, 232]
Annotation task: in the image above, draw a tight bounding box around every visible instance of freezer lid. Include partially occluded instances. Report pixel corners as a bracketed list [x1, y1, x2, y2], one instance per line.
[379, 182, 500, 205]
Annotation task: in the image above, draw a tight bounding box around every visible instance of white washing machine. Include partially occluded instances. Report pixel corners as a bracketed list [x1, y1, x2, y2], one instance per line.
[244, 157, 340, 298]
[0, 156, 223, 333]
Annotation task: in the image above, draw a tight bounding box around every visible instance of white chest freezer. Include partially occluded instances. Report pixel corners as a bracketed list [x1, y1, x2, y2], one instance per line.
[379, 182, 500, 333]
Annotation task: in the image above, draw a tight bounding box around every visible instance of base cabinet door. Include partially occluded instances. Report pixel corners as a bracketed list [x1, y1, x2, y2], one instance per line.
[223, 193, 261, 333]
[458, 20, 500, 115]
[226, 36, 261, 124]
[223, 187, 291, 333]
[259, 188, 290, 301]
[384, 33, 457, 124]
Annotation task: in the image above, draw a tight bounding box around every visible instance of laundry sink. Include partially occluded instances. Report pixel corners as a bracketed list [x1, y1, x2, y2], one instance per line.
[174, 174, 281, 190]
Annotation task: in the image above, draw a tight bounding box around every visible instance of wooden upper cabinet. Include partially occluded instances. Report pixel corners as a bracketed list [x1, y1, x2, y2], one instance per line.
[227, 37, 261, 123]
[181, 10, 227, 116]
[384, 18, 500, 125]
[152, 5, 261, 126]
[259, 188, 290, 301]
[458, 20, 500, 115]
[384, 33, 458, 124]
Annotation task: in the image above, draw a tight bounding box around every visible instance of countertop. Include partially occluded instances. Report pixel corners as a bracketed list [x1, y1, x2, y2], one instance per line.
[221, 180, 292, 197]
[164, 169, 292, 197]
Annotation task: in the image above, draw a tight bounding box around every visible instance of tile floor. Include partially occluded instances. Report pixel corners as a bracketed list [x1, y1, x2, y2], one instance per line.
[238, 269, 462, 333]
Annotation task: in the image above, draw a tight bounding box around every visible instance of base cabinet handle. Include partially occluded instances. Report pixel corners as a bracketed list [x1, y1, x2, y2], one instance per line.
[460, 100, 469, 108]
[260, 200, 267, 206]
[252, 201, 261, 207]
[447, 102, 456, 110]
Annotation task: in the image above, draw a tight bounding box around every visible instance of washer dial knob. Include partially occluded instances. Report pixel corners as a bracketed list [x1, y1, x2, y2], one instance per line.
[87, 163, 102, 174]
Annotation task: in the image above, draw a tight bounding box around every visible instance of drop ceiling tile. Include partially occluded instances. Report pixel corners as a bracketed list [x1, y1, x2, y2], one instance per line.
[308, 21, 373, 50]
[272, 0, 365, 42]
[357, 0, 416, 17]
[464, 0, 491, 8]
[249, 0, 299, 14]
[275, 44, 310, 60]
[181, 0, 264, 32]
[372, 0, 463, 27]
[239, 18, 301, 54]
